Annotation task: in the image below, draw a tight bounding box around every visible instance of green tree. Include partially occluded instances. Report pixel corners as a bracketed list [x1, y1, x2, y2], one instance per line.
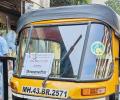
[50, 0, 70, 7]
[70, 0, 91, 5]
[50, 0, 91, 7]
[105, 0, 120, 15]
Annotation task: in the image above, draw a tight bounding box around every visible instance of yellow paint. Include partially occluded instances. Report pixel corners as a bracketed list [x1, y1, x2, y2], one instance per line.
[31, 18, 97, 25]
[112, 31, 119, 85]
[10, 75, 116, 99]
[11, 18, 120, 99]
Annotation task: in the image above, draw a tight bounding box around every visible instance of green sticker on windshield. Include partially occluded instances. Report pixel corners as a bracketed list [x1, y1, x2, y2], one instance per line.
[91, 41, 105, 56]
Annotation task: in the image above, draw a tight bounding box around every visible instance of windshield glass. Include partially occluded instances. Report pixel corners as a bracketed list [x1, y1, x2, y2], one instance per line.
[80, 24, 113, 80]
[14, 23, 113, 81]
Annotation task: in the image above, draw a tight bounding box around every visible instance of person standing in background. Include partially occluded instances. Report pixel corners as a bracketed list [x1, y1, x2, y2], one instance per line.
[0, 32, 9, 56]
[6, 26, 16, 57]
[5, 26, 16, 86]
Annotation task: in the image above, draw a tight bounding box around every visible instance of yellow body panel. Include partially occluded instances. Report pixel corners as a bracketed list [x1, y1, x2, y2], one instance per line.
[11, 76, 116, 99]
[11, 18, 119, 99]
[31, 18, 97, 25]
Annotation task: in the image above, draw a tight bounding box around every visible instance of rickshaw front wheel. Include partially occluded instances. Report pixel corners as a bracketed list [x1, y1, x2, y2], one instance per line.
[12, 95, 27, 100]
[109, 93, 119, 100]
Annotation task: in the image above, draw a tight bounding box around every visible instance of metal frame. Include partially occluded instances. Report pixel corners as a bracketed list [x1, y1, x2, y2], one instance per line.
[0, 57, 16, 100]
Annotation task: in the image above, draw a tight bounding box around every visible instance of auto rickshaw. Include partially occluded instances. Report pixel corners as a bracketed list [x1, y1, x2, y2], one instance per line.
[10, 4, 120, 100]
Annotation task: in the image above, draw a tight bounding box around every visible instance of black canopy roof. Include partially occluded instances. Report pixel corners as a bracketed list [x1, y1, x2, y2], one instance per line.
[17, 4, 120, 37]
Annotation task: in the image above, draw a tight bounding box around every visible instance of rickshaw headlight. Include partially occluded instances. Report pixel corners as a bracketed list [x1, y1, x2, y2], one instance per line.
[10, 81, 18, 92]
[81, 87, 106, 96]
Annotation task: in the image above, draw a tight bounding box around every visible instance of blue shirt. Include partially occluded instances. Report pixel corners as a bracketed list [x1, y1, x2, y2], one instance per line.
[0, 36, 9, 56]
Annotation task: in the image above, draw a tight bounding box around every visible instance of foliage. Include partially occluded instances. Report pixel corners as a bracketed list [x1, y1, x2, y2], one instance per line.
[105, 0, 120, 15]
[70, 0, 91, 5]
[50, 0, 91, 7]
[50, 0, 70, 7]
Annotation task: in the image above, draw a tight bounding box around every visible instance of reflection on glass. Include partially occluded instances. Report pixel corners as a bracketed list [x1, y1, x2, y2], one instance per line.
[80, 24, 113, 80]
[94, 27, 113, 79]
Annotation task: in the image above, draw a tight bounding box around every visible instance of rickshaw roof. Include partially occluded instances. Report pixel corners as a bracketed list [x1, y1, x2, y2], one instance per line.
[17, 4, 120, 38]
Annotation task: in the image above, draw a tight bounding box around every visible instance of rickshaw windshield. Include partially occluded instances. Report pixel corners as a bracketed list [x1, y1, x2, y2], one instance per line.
[14, 23, 113, 81]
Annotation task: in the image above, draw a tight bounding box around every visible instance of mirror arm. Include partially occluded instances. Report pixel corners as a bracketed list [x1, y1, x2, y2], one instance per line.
[115, 57, 120, 60]
[15, 39, 19, 55]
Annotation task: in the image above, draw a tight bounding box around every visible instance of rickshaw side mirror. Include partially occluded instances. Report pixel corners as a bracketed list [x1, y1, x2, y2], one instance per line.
[15, 39, 19, 46]
[15, 39, 19, 55]
[115, 57, 120, 60]
[115, 57, 120, 77]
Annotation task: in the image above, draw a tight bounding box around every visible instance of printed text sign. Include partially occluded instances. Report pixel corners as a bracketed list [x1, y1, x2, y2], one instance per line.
[21, 53, 54, 77]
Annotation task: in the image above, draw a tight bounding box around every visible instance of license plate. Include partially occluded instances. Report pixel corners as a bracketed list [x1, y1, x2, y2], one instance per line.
[22, 86, 68, 98]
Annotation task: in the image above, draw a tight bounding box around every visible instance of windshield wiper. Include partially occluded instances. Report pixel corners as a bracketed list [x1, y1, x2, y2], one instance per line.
[42, 33, 82, 88]
[60, 34, 82, 77]
[60, 34, 82, 63]
[42, 73, 51, 88]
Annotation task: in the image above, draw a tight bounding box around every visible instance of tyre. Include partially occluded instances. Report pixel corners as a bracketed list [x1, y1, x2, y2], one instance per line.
[109, 93, 119, 100]
[12, 95, 27, 100]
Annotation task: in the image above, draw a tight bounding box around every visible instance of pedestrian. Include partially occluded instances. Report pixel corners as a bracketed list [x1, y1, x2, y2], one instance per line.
[5, 26, 16, 85]
[6, 26, 16, 56]
[0, 32, 9, 56]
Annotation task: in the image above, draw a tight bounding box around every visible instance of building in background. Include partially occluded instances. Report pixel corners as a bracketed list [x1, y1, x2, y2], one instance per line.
[94, 27, 113, 79]
[25, 0, 50, 13]
[92, 0, 107, 5]
[0, 0, 50, 30]
[0, 0, 21, 34]
[0, 0, 50, 56]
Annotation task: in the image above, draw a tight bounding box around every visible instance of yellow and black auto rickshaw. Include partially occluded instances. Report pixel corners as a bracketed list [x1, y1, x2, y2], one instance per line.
[10, 4, 120, 100]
